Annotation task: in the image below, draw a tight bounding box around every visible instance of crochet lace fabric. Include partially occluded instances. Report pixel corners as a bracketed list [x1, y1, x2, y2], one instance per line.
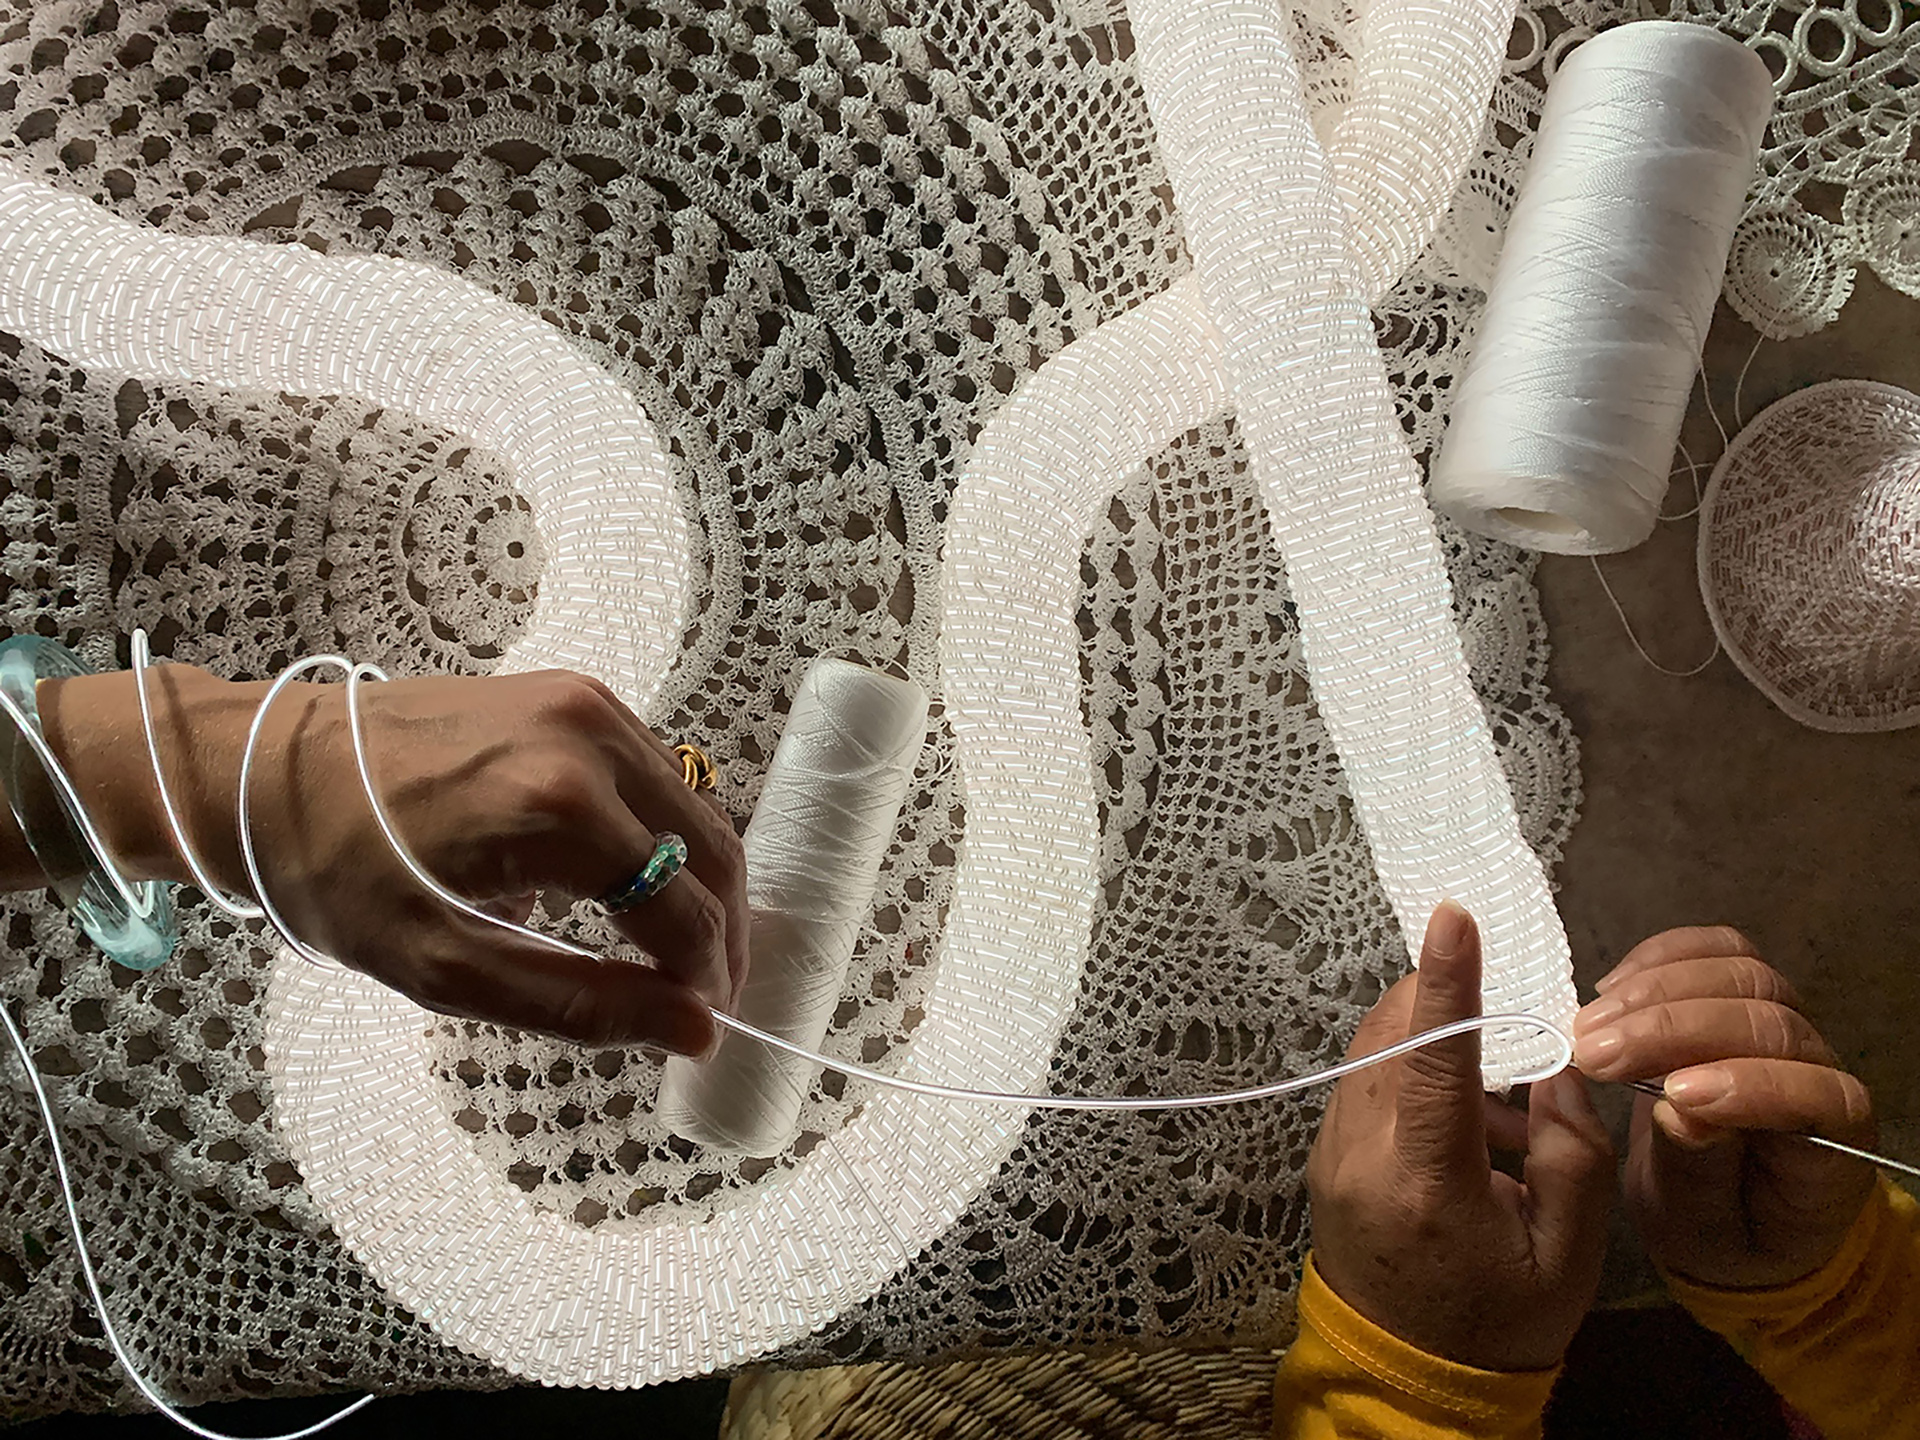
[12, 0, 1883, 1416]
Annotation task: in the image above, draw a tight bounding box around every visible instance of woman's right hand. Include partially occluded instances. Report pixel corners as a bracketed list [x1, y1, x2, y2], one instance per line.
[1573, 927, 1877, 1290]
[39, 664, 747, 1058]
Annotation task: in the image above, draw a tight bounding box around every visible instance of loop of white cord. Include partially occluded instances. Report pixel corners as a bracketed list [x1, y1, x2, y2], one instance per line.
[0, 631, 1578, 1439]
[0, 1001, 377, 1440]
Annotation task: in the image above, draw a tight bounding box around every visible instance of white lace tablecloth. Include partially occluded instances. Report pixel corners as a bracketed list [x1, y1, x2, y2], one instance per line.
[0, 0, 1908, 1418]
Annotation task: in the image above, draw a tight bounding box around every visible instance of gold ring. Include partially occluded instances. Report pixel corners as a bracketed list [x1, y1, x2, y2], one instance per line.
[674, 742, 717, 792]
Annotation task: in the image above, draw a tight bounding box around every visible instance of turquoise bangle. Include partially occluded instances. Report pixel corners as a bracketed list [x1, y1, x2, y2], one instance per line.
[0, 637, 177, 970]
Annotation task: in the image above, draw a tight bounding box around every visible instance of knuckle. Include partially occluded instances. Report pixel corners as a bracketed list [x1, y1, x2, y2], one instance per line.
[1615, 975, 1657, 1012]
[699, 818, 747, 884]
[398, 952, 468, 1017]
[1745, 1002, 1827, 1065]
[1305, 1147, 1335, 1200]
[1584, 1111, 1619, 1162]
[1712, 926, 1758, 960]
[686, 887, 728, 953]
[1396, 1175, 1449, 1226]
[1784, 1009, 1834, 1064]
[555, 985, 613, 1046]
[1734, 958, 1798, 1009]
[1637, 1004, 1681, 1047]
[538, 671, 616, 728]
[525, 762, 601, 825]
[1752, 1002, 1798, 1057]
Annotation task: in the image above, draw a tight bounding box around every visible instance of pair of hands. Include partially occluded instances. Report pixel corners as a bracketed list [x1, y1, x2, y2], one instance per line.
[28, 665, 1881, 1364]
[36, 666, 748, 1057]
[1309, 904, 1878, 1373]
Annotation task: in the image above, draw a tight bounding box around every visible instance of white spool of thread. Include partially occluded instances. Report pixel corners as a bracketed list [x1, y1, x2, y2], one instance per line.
[656, 657, 928, 1156]
[1428, 22, 1772, 555]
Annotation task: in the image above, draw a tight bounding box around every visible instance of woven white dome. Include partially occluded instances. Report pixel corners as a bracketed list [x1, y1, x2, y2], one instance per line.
[1699, 379, 1920, 732]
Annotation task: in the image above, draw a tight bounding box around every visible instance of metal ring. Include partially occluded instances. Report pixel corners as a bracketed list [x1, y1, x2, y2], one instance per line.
[596, 832, 689, 913]
[674, 742, 717, 792]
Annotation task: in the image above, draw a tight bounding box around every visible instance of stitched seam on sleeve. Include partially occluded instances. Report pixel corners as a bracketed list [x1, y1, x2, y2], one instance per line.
[1299, 1258, 1557, 1425]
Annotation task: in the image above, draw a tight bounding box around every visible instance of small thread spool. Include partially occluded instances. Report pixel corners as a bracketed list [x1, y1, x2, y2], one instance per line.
[1428, 22, 1773, 554]
[656, 657, 928, 1156]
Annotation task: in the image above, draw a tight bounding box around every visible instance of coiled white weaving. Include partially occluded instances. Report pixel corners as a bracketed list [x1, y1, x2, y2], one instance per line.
[0, 0, 1589, 1401]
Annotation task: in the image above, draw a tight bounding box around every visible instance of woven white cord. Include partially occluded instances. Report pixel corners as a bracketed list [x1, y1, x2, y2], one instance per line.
[1126, 0, 1578, 1085]
[0, 633, 1572, 1436]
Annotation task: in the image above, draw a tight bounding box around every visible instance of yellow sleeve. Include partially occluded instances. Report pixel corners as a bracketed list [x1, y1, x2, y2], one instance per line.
[1663, 1178, 1920, 1440]
[1271, 1254, 1558, 1440]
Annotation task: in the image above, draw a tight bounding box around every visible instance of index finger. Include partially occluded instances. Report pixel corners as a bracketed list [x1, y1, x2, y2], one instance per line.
[1344, 971, 1420, 1063]
[395, 918, 718, 1056]
[1664, 1057, 1875, 1146]
[1323, 972, 1420, 1126]
[1393, 901, 1489, 1180]
[1595, 926, 1758, 994]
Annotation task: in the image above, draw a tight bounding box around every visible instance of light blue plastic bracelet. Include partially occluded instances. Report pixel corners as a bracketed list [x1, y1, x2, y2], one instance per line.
[0, 637, 177, 970]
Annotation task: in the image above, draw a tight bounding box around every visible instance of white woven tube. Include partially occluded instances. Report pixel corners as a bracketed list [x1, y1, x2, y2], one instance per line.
[0, 169, 1130, 1382]
[0, 163, 689, 704]
[1129, 0, 1574, 1083]
[657, 658, 928, 1156]
[1330, 0, 1517, 302]
[1428, 23, 1773, 554]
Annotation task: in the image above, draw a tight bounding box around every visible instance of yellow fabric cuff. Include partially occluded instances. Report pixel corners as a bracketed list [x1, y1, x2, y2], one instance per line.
[1661, 1178, 1911, 1327]
[1658, 1179, 1920, 1440]
[1275, 1253, 1559, 1438]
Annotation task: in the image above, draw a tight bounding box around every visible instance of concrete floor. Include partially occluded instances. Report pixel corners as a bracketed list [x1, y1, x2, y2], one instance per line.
[1541, 270, 1920, 1296]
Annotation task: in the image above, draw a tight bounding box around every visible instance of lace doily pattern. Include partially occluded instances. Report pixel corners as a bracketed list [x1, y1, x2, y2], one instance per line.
[3, 0, 1575, 1415]
[1426, 1, 1919, 338]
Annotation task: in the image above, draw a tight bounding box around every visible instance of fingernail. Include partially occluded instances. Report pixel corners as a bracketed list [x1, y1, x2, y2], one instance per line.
[1656, 1101, 1731, 1150]
[1572, 1025, 1623, 1073]
[1665, 1067, 1732, 1107]
[1594, 969, 1624, 993]
[1427, 899, 1471, 958]
[1575, 996, 1624, 1033]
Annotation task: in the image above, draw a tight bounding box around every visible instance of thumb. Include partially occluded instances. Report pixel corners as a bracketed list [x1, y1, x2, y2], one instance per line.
[1392, 900, 1487, 1177]
[1522, 1069, 1616, 1282]
[1344, 971, 1420, 1062]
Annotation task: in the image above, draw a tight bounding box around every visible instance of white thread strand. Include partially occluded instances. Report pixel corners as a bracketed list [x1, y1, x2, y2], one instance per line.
[130, 630, 263, 920]
[0, 1001, 376, 1440]
[1430, 23, 1773, 555]
[656, 659, 930, 1155]
[1732, 334, 1765, 429]
[1588, 559, 1722, 678]
[1659, 438, 1708, 522]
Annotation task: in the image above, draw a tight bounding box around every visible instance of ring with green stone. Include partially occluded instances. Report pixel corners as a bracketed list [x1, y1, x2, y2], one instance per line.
[596, 832, 689, 913]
